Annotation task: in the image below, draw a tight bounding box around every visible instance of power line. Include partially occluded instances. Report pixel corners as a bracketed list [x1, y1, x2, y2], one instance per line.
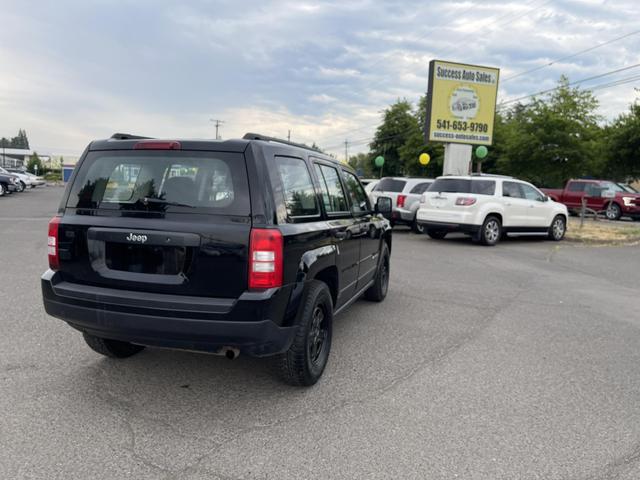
[502, 28, 640, 83]
[209, 118, 225, 139]
[317, 0, 553, 147]
[498, 62, 640, 107]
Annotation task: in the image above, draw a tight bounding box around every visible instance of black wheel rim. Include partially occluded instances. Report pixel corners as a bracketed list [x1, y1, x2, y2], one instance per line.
[308, 305, 328, 365]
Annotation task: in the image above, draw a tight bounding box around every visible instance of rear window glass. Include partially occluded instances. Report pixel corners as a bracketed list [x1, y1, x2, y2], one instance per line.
[428, 178, 496, 195]
[66, 151, 249, 215]
[374, 178, 406, 192]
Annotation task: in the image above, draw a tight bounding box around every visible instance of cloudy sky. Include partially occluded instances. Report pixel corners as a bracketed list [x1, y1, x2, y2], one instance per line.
[1, 0, 639, 158]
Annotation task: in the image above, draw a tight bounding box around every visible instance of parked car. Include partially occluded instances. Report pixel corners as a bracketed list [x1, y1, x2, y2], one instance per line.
[541, 179, 640, 221]
[0, 171, 20, 196]
[417, 174, 568, 246]
[0, 166, 30, 192]
[41, 132, 393, 386]
[364, 179, 378, 195]
[369, 177, 434, 233]
[8, 168, 45, 187]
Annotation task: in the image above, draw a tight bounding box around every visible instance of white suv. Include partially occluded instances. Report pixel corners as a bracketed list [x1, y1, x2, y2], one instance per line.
[416, 175, 569, 246]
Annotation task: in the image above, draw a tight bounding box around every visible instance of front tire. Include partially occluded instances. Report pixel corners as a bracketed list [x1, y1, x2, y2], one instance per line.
[365, 243, 390, 302]
[548, 215, 566, 241]
[273, 280, 333, 386]
[605, 202, 622, 221]
[17, 181, 26, 192]
[479, 216, 501, 246]
[82, 333, 145, 358]
[0, 183, 6, 196]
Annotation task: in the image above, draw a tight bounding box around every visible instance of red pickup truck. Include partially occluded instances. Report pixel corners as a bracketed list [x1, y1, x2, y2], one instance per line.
[542, 179, 640, 220]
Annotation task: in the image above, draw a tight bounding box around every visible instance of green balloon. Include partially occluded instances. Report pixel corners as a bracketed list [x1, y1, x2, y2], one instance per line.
[475, 146, 488, 159]
[374, 156, 385, 167]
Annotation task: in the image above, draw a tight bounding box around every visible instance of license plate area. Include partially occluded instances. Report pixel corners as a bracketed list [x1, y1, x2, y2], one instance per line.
[105, 242, 187, 275]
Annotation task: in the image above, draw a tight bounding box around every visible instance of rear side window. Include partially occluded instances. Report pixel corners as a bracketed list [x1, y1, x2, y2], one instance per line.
[568, 182, 586, 192]
[374, 178, 406, 192]
[472, 180, 496, 195]
[67, 151, 249, 215]
[274, 157, 319, 218]
[409, 182, 432, 194]
[314, 164, 349, 213]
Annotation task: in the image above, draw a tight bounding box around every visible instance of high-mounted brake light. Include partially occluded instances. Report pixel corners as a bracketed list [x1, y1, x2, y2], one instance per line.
[455, 197, 477, 206]
[133, 140, 181, 150]
[249, 229, 283, 290]
[48, 216, 61, 270]
[397, 195, 407, 208]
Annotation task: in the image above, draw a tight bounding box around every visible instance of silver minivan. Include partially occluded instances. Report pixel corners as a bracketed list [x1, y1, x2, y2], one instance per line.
[369, 177, 434, 233]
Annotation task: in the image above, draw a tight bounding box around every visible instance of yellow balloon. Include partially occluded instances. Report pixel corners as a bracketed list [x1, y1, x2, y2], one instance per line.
[419, 153, 430, 165]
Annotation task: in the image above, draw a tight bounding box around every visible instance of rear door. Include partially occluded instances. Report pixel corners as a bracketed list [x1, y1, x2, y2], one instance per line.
[59, 149, 251, 299]
[501, 181, 531, 227]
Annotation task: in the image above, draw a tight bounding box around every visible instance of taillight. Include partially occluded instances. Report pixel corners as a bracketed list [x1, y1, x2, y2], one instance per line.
[133, 140, 181, 150]
[249, 229, 283, 290]
[397, 195, 407, 208]
[455, 197, 477, 206]
[48, 216, 61, 270]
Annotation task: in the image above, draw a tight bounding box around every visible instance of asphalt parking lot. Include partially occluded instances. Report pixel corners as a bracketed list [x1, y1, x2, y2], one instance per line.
[2, 186, 640, 480]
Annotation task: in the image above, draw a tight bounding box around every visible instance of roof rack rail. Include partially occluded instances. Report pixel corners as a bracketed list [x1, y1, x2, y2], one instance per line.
[469, 173, 513, 178]
[243, 132, 322, 154]
[110, 133, 153, 140]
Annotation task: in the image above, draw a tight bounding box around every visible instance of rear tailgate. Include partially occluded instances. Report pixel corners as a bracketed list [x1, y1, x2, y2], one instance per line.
[57, 149, 251, 299]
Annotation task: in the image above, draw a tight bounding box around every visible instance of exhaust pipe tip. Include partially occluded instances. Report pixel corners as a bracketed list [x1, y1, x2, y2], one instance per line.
[224, 347, 239, 360]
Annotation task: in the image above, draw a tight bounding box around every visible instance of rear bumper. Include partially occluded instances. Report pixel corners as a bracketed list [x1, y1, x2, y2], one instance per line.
[418, 221, 481, 234]
[41, 270, 297, 357]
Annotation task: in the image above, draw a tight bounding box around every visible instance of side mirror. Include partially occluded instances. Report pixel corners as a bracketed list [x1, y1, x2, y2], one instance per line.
[375, 196, 392, 219]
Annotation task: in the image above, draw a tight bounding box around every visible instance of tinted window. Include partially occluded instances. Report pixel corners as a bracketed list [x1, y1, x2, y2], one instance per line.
[502, 181, 524, 198]
[342, 170, 370, 214]
[314, 164, 348, 213]
[409, 182, 432, 194]
[374, 178, 406, 192]
[472, 180, 496, 195]
[568, 182, 586, 192]
[428, 178, 495, 195]
[520, 184, 544, 201]
[274, 157, 319, 218]
[67, 151, 249, 215]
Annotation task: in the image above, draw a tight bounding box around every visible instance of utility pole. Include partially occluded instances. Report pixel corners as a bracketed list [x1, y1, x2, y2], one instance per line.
[287, 130, 291, 142]
[209, 118, 225, 140]
[344, 139, 349, 164]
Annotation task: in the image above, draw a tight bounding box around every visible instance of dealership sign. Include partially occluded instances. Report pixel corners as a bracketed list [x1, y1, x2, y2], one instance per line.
[425, 60, 500, 146]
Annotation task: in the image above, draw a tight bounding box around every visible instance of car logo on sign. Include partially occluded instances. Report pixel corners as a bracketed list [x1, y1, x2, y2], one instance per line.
[126, 233, 148, 243]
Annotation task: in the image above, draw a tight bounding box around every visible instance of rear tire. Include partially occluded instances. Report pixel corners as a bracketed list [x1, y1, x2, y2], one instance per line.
[427, 229, 447, 240]
[82, 333, 145, 358]
[273, 280, 333, 386]
[548, 215, 566, 241]
[479, 216, 501, 246]
[365, 243, 390, 302]
[412, 217, 425, 234]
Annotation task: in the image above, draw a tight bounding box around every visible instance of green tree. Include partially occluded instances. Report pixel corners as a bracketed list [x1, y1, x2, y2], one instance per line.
[496, 76, 602, 187]
[369, 99, 420, 177]
[27, 152, 43, 174]
[601, 101, 640, 180]
[398, 95, 445, 177]
[348, 152, 374, 177]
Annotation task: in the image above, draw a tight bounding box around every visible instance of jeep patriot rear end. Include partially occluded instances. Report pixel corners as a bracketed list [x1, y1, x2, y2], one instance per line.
[41, 133, 392, 385]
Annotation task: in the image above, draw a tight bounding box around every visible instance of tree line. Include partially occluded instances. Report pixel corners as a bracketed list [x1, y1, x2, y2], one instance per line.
[0, 129, 30, 150]
[344, 77, 640, 187]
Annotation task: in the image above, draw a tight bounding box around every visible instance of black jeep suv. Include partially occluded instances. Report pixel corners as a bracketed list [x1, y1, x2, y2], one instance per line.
[41, 133, 393, 386]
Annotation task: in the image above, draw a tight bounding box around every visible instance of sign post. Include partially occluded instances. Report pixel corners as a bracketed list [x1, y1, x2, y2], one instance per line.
[424, 60, 500, 174]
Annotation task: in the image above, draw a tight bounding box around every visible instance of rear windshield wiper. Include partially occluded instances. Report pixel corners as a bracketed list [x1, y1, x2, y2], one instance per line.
[141, 197, 195, 208]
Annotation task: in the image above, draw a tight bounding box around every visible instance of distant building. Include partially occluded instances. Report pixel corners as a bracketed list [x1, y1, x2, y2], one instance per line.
[0, 148, 32, 168]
